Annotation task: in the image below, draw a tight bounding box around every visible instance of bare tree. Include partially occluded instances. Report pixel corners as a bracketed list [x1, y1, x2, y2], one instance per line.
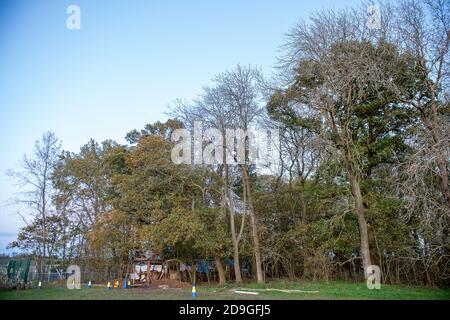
[7, 132, 61, 269]
[396, 0, 450, 208]
[214, 65, 265, 283]
[170, 65, 266, 283]
[170, 84, 246, 282]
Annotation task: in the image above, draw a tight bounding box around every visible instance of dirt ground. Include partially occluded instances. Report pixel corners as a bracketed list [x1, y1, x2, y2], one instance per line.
[146, 278, 191, 289]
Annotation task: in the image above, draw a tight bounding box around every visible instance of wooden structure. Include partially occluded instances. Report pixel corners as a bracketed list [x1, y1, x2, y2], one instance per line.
[129, 254, 187, 287]
[131, 253, 164, 286]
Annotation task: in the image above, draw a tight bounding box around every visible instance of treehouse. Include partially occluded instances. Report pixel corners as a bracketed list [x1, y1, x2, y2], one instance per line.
[130, 252, 165, 286]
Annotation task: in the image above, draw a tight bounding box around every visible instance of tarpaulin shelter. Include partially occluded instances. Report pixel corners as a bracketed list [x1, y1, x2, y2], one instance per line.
[6, 257, 31, 285]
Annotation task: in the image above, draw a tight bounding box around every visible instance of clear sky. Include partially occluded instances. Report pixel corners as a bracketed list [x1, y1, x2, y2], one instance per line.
[0, 0, 362, 253]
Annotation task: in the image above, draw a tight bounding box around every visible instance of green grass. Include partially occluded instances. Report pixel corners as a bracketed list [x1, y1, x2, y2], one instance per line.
[0, 281, 449, 300]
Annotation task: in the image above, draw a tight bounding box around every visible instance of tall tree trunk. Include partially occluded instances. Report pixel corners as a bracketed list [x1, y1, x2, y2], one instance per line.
[330, 108, 372, 278]
[345, 157, 372, 278]
[240, 165, 264, 283]
[428, 91, 450, 207]
[228, 192, 243, 283]
[222, 142, 242, 283]
[436, 154, 450, 207]
[41, 187, 47, 260]
[215, 256, 226, 285]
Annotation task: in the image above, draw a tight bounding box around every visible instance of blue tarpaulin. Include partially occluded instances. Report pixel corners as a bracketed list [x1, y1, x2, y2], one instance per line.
[196, 261, 209, 274]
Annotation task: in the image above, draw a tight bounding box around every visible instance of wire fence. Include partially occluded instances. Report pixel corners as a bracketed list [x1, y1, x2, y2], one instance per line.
[27, 269, 147, 282]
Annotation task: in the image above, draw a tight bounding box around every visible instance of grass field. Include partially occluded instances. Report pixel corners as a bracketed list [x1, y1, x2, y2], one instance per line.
[1, 281, 449, 300]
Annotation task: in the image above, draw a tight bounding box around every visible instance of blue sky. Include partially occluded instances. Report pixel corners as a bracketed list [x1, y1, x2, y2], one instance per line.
[0, 0, 361, 253]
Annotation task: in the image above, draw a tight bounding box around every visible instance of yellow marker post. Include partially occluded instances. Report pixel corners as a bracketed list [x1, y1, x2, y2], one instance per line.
[192, 282, 197, 298]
